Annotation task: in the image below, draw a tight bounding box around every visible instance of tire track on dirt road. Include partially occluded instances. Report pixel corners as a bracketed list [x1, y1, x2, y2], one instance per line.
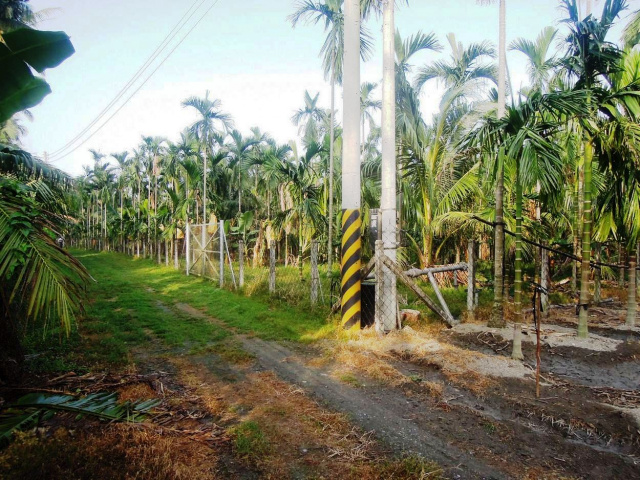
[174, 302, 506, 480]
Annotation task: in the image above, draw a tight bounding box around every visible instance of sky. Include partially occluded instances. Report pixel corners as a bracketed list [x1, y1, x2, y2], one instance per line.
[22, 0, 636, 176]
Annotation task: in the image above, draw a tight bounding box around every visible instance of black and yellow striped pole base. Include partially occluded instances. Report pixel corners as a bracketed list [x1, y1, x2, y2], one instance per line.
[341, 208, 362, 330]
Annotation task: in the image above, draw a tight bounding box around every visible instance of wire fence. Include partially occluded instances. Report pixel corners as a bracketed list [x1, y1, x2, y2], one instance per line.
[181, 222, 485, 330]
[185, 223, 338, 314]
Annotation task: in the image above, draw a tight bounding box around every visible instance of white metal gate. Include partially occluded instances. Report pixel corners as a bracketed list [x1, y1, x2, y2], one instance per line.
[186, 220, 236, 288]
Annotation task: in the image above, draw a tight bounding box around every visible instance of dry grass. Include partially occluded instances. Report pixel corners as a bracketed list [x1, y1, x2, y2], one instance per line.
[0, 425, 222, 480]
[330, 343, 409, 387]
[602, 286, 628, 303]
[117, 382, 157, 402]
[169, 356, 443, 479]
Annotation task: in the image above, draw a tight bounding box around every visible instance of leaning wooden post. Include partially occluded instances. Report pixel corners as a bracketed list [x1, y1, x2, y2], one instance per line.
[467, 239, 475, 319]
[185, 221, 191, 276]
[311, 240, 319, 305]
[239, 239, 245, 288]
[219, 220, 225, 287]
[541, 245, 550, 316]
[269, 240, 276, 294]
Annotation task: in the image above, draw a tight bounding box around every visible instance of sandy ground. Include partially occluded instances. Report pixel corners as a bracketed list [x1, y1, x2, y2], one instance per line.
[453, 322, 623, 352]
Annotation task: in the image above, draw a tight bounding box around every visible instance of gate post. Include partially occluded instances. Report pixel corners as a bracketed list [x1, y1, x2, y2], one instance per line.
[219, 219, 224, 288]
[269, 240, 276, 294]
[467, 239, 475, 318]
[185, 222, 190, 276]
[311, 240, 319, 305]
[239, 239, 245, 288]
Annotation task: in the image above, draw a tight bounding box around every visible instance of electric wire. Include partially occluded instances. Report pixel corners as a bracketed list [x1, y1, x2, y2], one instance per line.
[48, 0, 206, 158]
[48, 0, 213, 160]
[50, 0, 220, 162]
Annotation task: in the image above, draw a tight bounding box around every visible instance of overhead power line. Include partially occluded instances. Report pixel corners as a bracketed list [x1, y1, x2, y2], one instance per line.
[49, 0, 218, 162]
[49, 0, 206, 158]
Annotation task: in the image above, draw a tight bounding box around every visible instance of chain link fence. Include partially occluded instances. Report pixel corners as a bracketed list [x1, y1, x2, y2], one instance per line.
[185, 222, 337, 313]
[183, 222, 478, 328]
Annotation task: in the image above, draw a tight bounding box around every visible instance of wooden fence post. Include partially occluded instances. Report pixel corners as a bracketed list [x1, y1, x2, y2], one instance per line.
[467, 239, 475, 318]
[269, 241, 276, 294]
[185, 222, 190, 276]
[239, 239, 245, 288]
[311, 240, 319, 305]
[219, 220, 224, 288]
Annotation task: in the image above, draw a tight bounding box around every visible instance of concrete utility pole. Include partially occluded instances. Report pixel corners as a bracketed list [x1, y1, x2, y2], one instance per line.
[377, 0, 398, 332]
[340, 0, 362, 330]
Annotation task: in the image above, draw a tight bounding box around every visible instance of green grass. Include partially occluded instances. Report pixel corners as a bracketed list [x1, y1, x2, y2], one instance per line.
[75, 250, 335, 342]
[230, 420, 270, 458]
[23, 250, 337, 373]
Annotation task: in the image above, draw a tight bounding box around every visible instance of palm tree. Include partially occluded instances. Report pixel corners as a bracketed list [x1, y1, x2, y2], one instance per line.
[291, 90, 327, 144]
[415, 34, 497, 89]
[592, 47, 640, 326]
[477, 0, 508, 328]
[395, 29, 441, 144]
[622, 8, 640, 49]
[408, 35, 495, 266]
[360, 81, 381, 155]
[0, 149, 90, 381]
[289, 0, 375, 271]
[182, 91, 233, 227]
[272, 142, 327, 278]
[225, 129, 261, 214]
[560, 0, 630, 337]
[510, 27, 559, 94]
[111, 151, 129, 250]
[469, 90, 588, 357]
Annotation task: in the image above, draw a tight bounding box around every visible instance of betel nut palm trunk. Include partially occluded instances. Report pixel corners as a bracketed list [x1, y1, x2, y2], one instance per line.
[490, 0, 507, 328]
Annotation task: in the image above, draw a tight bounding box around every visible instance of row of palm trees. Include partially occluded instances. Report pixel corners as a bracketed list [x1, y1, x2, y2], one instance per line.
[68, 0, 640, 338]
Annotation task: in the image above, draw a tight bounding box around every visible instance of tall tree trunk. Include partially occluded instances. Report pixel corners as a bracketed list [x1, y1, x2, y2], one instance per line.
[637, 243, 640, 300]
[174, 232, 179, 270]
[594, 243, 602, 303]
[619, 243, 625, 288]
[578, 140, 593, 338]
[572, 176, 579, 292]
[541, 244, 550, 316]
[490, 154, 506, 327]
[512, 165, 524, 360]
[490, 0, 507, 328]
[238, 172, 242, 214]
[328, 62, 335, 272]
[627, 246, 637, 327]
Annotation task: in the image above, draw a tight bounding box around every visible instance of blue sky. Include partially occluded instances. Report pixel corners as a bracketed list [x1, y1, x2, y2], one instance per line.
[23, 0, 633, 175]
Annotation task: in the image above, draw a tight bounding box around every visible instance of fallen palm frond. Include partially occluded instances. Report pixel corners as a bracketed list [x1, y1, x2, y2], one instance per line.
[0, 391, 160, 447]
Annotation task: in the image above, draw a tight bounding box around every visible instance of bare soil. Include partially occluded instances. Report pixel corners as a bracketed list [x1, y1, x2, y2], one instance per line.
[3, 294, 639, 479]
[176, 301, 640, 479]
